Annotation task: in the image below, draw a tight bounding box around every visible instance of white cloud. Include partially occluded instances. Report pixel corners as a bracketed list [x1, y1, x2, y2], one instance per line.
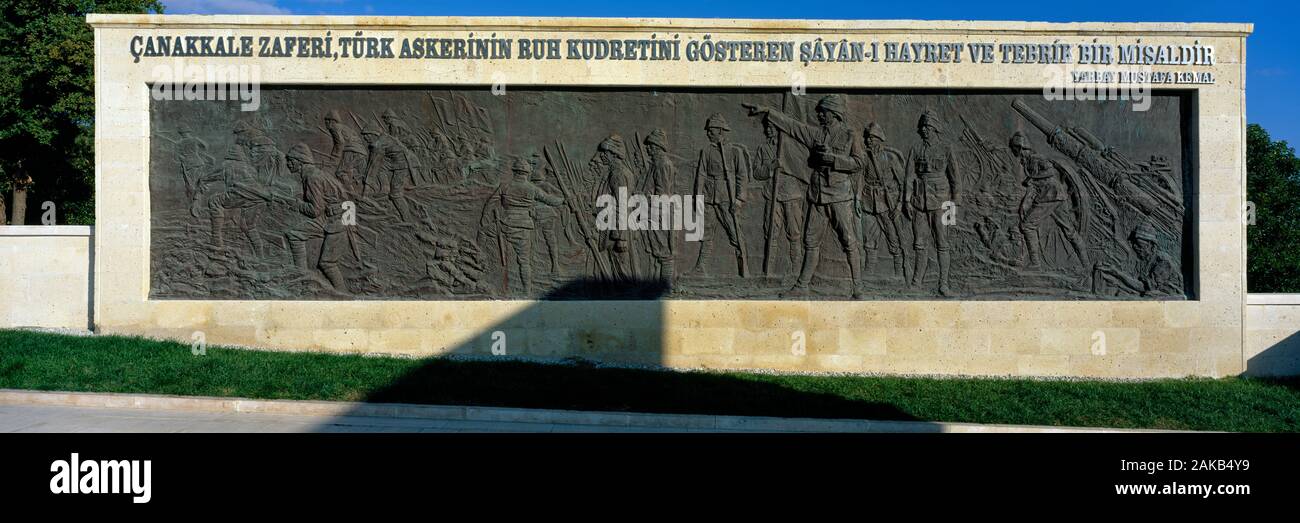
[166, 0, 292, 15]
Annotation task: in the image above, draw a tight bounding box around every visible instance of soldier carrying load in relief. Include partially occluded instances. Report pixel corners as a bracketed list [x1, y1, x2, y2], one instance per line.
[207, 145, 270, 258]
[1009, 131, 1089, 270]
[361, 121, 420, 223]
[324, 110, 367, 199]
[753, 116, 809, 278]
[283, 144, 353, 294]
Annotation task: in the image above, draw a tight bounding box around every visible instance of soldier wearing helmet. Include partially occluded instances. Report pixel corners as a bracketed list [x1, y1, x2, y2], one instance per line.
[689, 113, 752, 278]
[744, 94, 865, 298]
[903, 109, 961, 296]
[324, 110, 367, 198]
[174, 124, 214, 203]
[207, 145, 269, 256]
[595, 134, 640, 282]
[381, 108, 432, 187]
[1009, 131, 1089, 271]
[283, 143, 353, 293]
[860, 122, 907, 279]
[643, 129, 679, 284]
[484, 156, 564, 295]
[752, 114, 810, 278]
[232, 121, 289, 196]
[1092, 220, 1181, 297]
[361, 120, 420, 223]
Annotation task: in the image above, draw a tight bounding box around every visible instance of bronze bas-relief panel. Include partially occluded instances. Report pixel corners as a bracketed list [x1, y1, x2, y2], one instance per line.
[149, 87, 1192, 300]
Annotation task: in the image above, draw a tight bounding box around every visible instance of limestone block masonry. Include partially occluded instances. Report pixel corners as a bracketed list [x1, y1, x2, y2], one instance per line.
[0, 226, 93, 331]
[87, 15, 1252, 377]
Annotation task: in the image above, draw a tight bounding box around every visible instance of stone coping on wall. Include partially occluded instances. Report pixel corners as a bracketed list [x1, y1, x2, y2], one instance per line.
[0, 225, 93, 237]
[86, 15, 1253, 36]
[1246, 294, 1300, 306]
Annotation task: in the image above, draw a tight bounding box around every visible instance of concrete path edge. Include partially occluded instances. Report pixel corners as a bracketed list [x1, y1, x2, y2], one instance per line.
[0, 389, 1179, 433]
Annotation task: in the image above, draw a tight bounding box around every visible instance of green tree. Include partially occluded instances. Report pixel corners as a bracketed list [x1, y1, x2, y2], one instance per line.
[1247, 123, 1300, 292]
[0, 0, 162, 225]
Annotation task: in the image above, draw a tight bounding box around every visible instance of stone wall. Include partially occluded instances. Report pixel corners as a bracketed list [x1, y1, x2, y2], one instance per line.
[87, 15, 1253, 377]
[0, 226, 92, 331]
[1245, 295, 1300, 376]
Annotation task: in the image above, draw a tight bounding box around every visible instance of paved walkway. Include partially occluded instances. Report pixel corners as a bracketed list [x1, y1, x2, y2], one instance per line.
[0, 403, 704, 433]
[0, 390, 1174, 433]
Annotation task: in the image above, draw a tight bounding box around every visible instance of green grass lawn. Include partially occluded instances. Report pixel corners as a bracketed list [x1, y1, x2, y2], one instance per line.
[1, 329, 1298, 431]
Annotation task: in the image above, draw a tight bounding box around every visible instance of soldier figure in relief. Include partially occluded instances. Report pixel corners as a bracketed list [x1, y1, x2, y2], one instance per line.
[688, 113, 751, 278]
[1009, 131, 1089, 270]
[207, 145, 269, 257]
[382, 109, 432, 187]
[233, 121, 290, 199]
[903, 110, 961, 296]
[745, 95, 865, 298]
[1092, 220, 1181, 297]
[324, 110, 367, 199]
[643, 129, 679, 284]
[174, 124, 214, 203]
[595, 134, 639, 282]
[859, 122, 907, 279]
[488, 157, 565, 295]
[361, 121, 419, 223]
[283, 144, 352, 294]
[752, 117, 809, 277]
[528, 150, 564, 279]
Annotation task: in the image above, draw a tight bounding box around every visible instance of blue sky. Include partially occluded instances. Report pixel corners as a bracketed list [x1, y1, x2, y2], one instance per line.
[165, 0, 1297, 145]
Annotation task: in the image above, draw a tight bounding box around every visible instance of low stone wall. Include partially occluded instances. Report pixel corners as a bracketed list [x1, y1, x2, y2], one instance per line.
[0, 226, 93, 331]
[1245, 295, 1300, 376]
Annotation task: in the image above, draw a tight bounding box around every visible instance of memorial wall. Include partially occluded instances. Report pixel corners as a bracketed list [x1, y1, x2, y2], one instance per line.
[92, 15, 1251, 377]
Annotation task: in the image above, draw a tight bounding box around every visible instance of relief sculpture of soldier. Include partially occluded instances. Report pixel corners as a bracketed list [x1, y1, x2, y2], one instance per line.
[643, 129, 678, 284]
[752, 117, 808, 278]
[525, 150, 566, 281]
[596, 134, 640, 283]
[688, 114, 751, 278]
[323, 110, 367, 199]
[484, 157, 564, 295]
[360, 121, 419, 223]
[205, 145, 269, 258]
[167, 124, 213, 204]
[859, 122, 907, 281]
[744, 95, 864, 298]
[282, 144, 352, 295]
[1008, 131, 1089, 271]
[903, 110, 961, 297]
[233, 121, 291, 200]
[381, 109, 434, 188]
[1092, 220, 1181, 297]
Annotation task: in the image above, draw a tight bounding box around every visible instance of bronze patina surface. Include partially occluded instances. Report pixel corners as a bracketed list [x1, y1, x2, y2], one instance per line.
[149, 87, 1192, 300]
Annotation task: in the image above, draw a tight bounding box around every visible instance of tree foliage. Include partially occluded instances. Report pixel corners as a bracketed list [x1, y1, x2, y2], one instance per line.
[0, 0, 162, 224]
[1247, 123, 1300, 292]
